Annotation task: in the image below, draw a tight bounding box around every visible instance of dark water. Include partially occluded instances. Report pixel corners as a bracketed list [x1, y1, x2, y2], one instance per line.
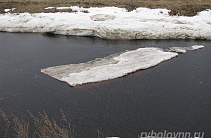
[0, 32, 211, 138]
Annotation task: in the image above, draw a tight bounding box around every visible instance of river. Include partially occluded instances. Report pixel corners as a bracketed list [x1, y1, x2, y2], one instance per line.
[0, 32, 210, 138]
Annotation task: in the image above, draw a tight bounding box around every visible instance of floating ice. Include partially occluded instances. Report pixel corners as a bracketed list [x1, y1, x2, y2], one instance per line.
[41, 47, 177, 86]
[167, 45, 204, 53]
[1, 7, 211, 40]
[40, 46, 204, 86]
[189, 45, 204, 50]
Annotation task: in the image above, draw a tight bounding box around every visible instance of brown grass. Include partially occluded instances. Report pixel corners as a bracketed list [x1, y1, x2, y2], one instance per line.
[0, 0, 211, 16]
[1, 110, 75, 138]
[1, 110, 10, 138]
[12, 117, 29, 138]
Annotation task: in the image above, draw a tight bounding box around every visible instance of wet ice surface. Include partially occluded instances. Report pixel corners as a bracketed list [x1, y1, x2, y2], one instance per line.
[1, 7, 211, 40]
[41, 45, 204, 86]
[166, 45, 204, 53]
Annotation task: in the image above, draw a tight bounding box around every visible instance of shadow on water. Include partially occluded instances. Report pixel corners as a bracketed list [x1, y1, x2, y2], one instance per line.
[42, 32, 60, 38]
[0, 32, 211, 138]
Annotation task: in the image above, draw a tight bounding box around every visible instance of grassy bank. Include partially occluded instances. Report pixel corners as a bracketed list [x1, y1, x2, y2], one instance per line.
[1, 110, 75, 138]
[0, 0, 211, 16]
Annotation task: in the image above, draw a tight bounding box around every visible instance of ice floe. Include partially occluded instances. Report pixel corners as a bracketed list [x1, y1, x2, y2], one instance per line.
[41, 45, 204, 86]
[166, 45, 204, 53]
[1, 7, 211, 40]
[168, 47, 187, 53]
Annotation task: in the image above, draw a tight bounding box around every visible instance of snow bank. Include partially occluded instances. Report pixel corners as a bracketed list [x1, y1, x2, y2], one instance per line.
[41, 45, 203, 86]
[1, 7, 211, 40]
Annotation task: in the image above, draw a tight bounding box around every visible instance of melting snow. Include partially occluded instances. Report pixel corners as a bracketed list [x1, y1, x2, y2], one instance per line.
[4, 8, 16, 12]
[41, 45, 204, 86]
[1, 7, 211, 40]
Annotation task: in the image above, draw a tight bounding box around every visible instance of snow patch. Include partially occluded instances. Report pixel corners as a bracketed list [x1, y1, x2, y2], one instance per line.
[4, 8, 16, 12]
[44, 7, 55, 10]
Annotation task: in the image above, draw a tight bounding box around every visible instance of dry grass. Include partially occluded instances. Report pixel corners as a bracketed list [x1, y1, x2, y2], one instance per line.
[1, 110, 75, 138]
[12, 117, 29, 138]
[1, 110, 10, 138]
[28, 109, 74, 138]
[0, 0, 211, 16]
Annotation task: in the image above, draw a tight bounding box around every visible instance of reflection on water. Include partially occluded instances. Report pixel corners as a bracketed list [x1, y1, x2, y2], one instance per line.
[0, 32, 211, 138]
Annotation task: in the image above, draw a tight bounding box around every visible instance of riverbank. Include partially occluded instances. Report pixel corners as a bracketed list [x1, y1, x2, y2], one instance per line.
[1, 6, 211, 40]
[1, 0, 211, 16]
